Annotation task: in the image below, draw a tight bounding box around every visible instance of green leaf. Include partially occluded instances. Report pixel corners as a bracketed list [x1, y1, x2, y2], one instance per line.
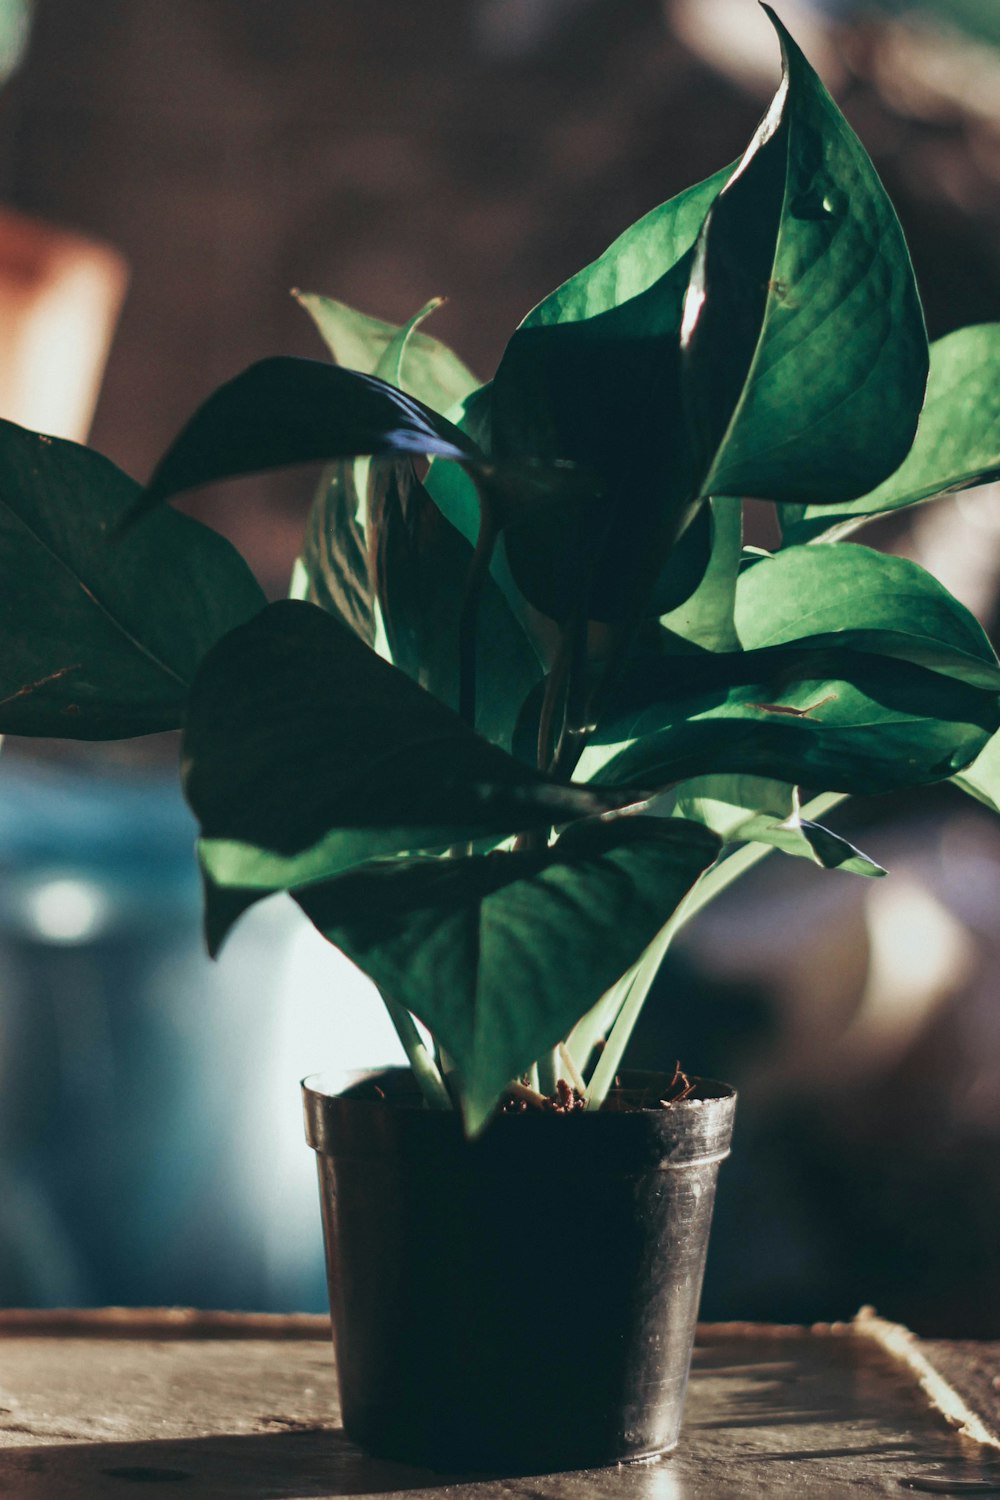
[182, 600, 649, 866]
[494, 268, 696, 623]
[0, 420, 264, 738]
[735, 544, 998, 683]
[367, 460, 543, 750]
[290, 294, 482, 636]
[131, 357, 481, 523]
[295, 291, 479, 414]
[521, 162, 735, 329]
[659, 774, 885, 875]
[293, 816, 721, 1132]
[537, 543, 1000, 789]
[293, 461, 375, 644]
[579, 640, 999, 796]
[681, 7, 928, 505]
[780, 325, 1000, 545]
[422, 387, 493, 550]
[952, 729, 1000, 813]
[660, 497, 743, 651]
[290, 296, 479, 643]
[489, 165, 734, 623]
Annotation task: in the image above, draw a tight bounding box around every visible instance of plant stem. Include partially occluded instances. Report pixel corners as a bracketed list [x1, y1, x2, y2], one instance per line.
[537, 1048, 560, 1097]
[558, 1042, 586, 1097]
[584, 791, 848, 1109]
[379, 991, 453, 1110]
[565, 982, 630, 1074]
[585, 895, 693, 1110]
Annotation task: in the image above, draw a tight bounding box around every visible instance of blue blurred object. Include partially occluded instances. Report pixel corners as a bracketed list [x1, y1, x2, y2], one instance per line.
[0, 753, 401, 1312]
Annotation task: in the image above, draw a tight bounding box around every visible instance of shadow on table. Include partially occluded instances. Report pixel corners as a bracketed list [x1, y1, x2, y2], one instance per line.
[1, 1428, 474, 1498]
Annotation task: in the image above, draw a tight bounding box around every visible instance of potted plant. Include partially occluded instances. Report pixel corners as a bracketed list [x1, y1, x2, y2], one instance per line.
[1, 4, 999, 1474]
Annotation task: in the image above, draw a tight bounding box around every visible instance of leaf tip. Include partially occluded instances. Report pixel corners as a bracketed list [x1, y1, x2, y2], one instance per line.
[460, 1081, 505, 1139]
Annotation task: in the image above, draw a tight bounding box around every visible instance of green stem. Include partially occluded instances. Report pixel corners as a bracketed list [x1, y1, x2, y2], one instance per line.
[537, 1048, 560, 1097]
[584, 791, 848, 1109]
[380, 991, 453, 1110]
[585, 893, 693, 1111]
[558, 1042, 586, 1097]
[565, 982, 630, 1076]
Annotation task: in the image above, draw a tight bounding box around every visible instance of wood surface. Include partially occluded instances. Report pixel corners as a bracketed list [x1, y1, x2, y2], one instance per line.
[2, 1312, 1000, 1496]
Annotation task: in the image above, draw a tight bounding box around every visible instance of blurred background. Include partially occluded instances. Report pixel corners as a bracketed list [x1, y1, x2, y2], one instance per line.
[0, 0, 997, 1332]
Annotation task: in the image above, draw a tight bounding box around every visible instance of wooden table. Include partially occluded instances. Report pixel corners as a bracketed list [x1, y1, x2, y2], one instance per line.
[1, 1309, 998, 1497]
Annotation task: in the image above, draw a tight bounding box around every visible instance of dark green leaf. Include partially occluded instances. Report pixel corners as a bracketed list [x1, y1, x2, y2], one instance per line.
[649, 502, 714, 615]
[493, 261, 699, 622]
[132, 357, 481, 522]
[681, 7, 928, 505]
[294, 816, 721, 1131]
[182, 600, 648, 865]
[368, 460, 543, 751]
[489, 165, 734, 622]
[580, 641, 999, 795]
[781, 325, 1000, 545]
[0, 420, 264, 738]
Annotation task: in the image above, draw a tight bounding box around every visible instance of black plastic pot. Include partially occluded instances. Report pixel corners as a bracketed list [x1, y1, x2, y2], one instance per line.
[302, 1067, 736, 1474]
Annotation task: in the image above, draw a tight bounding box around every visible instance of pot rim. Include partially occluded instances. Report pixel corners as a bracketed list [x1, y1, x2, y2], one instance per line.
[302, 1066, 737, 1170]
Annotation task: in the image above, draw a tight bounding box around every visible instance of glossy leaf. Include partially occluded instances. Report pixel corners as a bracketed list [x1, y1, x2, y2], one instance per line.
[367, 460, 543, 750]
[0, 420, 265, 738]
[681, 7, 928, 505]
[290, 294, 483, 635]
[489, 166, 734, 622]
[182, 600, 648, 863]
[952, 729, 1000, 814]
[295, 290, 479, 414]
[735, 544, 998, 682]
[580, 641, 999, 796]
[294, 461, 375, 644]
[660, 775, 884, 875]
[660, 497, 742, 651]
[294, 816, 721, 1131]
[494, 264, 697, 623]
[521, 163, 735, 329]
[781, 324, 1000, 545]
[132, 357, 481, 522]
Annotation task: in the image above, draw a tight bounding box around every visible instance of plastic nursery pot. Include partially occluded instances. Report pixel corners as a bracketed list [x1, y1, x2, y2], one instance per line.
[302, 1067, 735, 1474]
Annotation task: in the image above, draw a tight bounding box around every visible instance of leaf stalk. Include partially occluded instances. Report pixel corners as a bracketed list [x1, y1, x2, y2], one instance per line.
[584, 790, 848, 1108]
[379, 990, 453, 1110]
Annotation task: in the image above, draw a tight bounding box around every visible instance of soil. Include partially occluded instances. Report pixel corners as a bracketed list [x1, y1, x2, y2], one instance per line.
[499, 1064, 707, 1114]
[357, 1065, 717, 1113]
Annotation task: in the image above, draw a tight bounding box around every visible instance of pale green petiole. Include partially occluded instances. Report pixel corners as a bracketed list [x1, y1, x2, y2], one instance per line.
[584, 792, 848, 1109]
[380, 991, 453, 1110]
